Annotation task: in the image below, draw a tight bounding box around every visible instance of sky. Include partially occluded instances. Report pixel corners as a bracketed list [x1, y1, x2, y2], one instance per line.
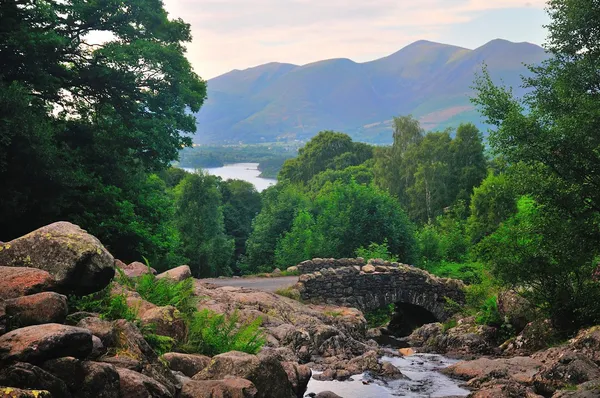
[162, 0, 551, 80]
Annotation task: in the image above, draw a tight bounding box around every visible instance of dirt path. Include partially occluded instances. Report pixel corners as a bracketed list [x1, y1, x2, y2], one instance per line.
[199, 276, 299, 292]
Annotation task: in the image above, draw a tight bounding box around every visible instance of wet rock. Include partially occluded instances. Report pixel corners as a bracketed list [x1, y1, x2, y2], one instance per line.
[0, 222, 115, 295]
[281, 362, 311, 397]
[76, 317, 115, 347]
[0, 267, 55, 300]
[155, 265, 191, 282]
[181, 378, 258, 398]
[380, 361, 406, 380]
[0, 324, 92, 365]
[193, 351, 296, 398]
[117, 261, 156, 278]
[442, 356, 543, 386]
[4, 292, 68, 330]
[315, 392, 342, 398]
[42, 357, 120, 398]
[0, 387, 52, 397]
[140, 305, 187, 341]
[161, 352, 211, 378]
[116, 368, 173, 398]
[0, 362, 70, 398]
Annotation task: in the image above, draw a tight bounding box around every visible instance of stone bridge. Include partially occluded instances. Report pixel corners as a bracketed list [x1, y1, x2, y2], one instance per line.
[295, 259, 465, 322]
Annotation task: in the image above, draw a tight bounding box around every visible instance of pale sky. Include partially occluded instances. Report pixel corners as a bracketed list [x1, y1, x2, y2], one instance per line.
[162, 0, 551, 80]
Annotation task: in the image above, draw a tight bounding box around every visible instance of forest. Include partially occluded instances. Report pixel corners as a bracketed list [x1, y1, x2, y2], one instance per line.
[1, 0, 599, 337]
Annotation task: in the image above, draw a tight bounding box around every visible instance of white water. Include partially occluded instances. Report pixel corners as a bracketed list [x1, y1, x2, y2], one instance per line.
[305, 353, 470, 397]
[182, 163, 277, 192]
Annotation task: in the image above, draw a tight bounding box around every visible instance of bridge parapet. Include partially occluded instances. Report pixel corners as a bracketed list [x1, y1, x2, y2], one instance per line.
[294, 257, 415, 274]
[295, 262, 465, 321]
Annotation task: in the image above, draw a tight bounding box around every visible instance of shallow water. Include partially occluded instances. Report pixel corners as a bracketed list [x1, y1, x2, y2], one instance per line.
[182, 163, 277, 192]
[305, 353, 470, 398]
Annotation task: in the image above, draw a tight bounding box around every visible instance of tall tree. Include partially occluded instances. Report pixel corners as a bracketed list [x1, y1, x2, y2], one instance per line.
[472, 0, 600, 331]
[0, 0, 206, 266]
[174, 173, 234, 277]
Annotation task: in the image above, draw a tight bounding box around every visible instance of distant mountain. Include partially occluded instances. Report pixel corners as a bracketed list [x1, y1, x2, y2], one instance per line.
[193, 39, 549, 144]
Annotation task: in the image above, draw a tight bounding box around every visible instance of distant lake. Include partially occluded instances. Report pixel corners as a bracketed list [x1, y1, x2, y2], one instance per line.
[182, 163, 277, 192]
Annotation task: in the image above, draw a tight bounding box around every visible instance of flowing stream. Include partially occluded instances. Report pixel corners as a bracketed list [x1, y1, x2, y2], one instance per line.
[305, 352, 469, 398]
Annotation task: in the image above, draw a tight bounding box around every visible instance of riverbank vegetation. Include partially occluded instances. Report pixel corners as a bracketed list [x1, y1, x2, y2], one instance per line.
[1, 0, 599, 338]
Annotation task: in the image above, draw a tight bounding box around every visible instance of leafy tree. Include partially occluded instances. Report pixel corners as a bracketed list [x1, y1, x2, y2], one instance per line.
[472, 0, 600, 330]
[450, 123, 488, 203]
[306, 162, 374, 193]
[220, 179, 262, 267]
[477, 196, 600, 331]
[278, 131, 373, 183]
[243, 184, 309, 273]
[160, 167, 191, 189]
[0, 0, 206, 265]
[174, 173, 234, 277]
[274, 210, 323, 267]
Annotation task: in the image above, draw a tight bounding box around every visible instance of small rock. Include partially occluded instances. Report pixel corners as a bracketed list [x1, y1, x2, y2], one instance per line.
[0, 266, 56, 300]
[181, 378, 258, 398]
[287, 266, 299, 273]
[65, 312, 99, 326]
[380, 361, 407, 380]
[398, 348, 415, 356]
[116, 368, 173, 398]
[161, 352, 211, 378]
[361, 265, 375, 273]
[315, 392, 342, 398]
[0, 222, 115, 295]
[281, 362, 311, 398]
[0, 387, 52, 397]
[116, 261, 156, 278]
[273, 268, 282, 274]
[0, 362, 70, 398]
[90, 335, 106, 359]
[0, 324, 92, 365]
[155, 265, 192, 282]
[5, 292, 68, 330]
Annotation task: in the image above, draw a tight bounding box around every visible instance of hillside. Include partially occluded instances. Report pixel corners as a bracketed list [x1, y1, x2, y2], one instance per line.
[193, 39, 549, 144]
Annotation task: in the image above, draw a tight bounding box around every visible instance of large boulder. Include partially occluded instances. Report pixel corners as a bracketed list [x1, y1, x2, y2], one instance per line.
[161, 352, 211, 377]
[76, 317, 115, 347]
[497, 290, 536, 333]
[5, 292, 68, 330]
[193, 351, 296, 398]
[0, 362, 71, 398]
[0, 266, 56, 300]
[0, 222, 115, 295]
[42, 357, 120, 398]
[441, 356, 543, 385]
[110, 319, 156, 362]
[533, 352, 600, 396]
[140, 306, 187, 341]
[0, 324, 92, 365]
[181, 378, 258, 398]
[155, 265, 192, 282]
[116, 368, 173, 398]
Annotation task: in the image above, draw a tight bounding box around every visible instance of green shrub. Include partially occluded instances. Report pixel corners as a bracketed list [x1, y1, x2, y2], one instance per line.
[355, 239, 399, 262]
[365, 304, 394, 328]
[476, 296, 502, 326]
[274, 286, 301, 301]
[134, 273, 196, 318]
[181, 309, 265, 356]
[442, 318, 457, 332]
[69, 286, 138, 322]
[140, 324, 176, 356]
[424, 261, 485, 285]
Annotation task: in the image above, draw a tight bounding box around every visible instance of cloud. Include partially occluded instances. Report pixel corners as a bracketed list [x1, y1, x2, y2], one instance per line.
[163, 0, 548, 79]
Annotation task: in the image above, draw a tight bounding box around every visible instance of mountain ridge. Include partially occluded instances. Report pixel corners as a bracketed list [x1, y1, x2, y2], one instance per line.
[194, 39, 549, 144]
